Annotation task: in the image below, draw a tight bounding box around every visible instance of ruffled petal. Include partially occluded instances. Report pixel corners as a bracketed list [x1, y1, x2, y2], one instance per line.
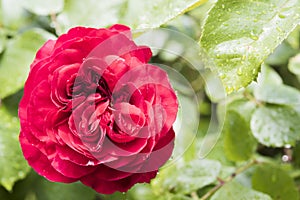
[81, 169, 157, 194]
[19, 132, 76, 183]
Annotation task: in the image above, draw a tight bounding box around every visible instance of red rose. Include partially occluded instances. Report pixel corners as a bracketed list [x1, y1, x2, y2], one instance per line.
[19, 24, 178, 194]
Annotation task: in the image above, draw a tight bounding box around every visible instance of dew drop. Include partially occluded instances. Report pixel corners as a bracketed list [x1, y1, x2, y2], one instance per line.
[221, 4, 225, 9]
[219, 73, 226, 79]
[276, 27, 283, 33]
[250, 31, 258, 40]
[237, 67, 243, 76]
[226, 86, 234, 93]
[86, 160, 95, 166]
[278, 13, 286, 18]
[235, 11, 241, 15]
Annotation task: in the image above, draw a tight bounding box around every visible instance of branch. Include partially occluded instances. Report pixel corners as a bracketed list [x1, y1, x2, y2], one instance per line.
[200, 159, 258, 200]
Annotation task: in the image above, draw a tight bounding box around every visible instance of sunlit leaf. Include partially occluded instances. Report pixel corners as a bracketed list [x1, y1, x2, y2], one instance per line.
[120, 0, 207, 29]
[56, 0, 207, 34]
[254, 83, 300, 107]
[0, 28, 55, 98]
[200, 0, 300, 93]
[250, 105, 300, 147]
[252, 164, 299, 200]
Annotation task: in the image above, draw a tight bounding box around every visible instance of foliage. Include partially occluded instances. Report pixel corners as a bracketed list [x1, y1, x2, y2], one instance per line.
[0, 0, 300, 199]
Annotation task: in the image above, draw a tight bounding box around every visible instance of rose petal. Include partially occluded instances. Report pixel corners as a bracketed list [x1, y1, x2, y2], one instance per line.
[83, 165, 131, 181]
[52, 153, 96, 178]
[56, 145, 99, 166]
[139, 128, 175, 173]
[32, 39, 56, 68]
[81, 169, 157, 194]
[103, 137, 148, 156]
[20, 132, 76, 183]
[51, 63, 80, 107]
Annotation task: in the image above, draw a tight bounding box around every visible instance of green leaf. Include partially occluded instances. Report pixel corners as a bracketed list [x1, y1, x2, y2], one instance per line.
[288, 54, 300, 75]
[0, 29, 6, 54]
[1, 89, 23, 117]
[127, 185, 193, 200]
[252, 164, 299, 200]
[152, 159, 221, 195]
[211, 180, 272, 200]
[162, 193, 193, 200]
[250, 105, 300, 147]
[227, 99, 256, 123]
[254, 64, 300, 107]
[0, 28, 55, 98]
[199, 0, 300, 93]
[1, 0, 32, 30]
[0, 105, 30, 191]
[34, 179, 96, 200]
[120, 0, 207, 29]
[254, 83, 300, 107]
[286, 26, 300, 49]
[224, 111, 257, 162]
[22, 0, 64, 16]
[201, 133, 233, 166]
[126, 184, 157, 200]
[257, 64, 283, 85]
[56, 0, 207, 34]
[265, 41, 297, 66]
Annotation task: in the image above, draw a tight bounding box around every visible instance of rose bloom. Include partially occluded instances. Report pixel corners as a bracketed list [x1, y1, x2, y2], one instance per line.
[19, 24, 178, 194]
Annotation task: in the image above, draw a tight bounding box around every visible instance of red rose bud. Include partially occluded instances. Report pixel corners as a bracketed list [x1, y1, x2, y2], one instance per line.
[19, 24, 178, 194]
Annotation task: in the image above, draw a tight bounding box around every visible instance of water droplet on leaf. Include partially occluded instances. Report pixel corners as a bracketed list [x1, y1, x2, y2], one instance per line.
[237, 68, 243, 76]
[278, 13, 286, 18]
